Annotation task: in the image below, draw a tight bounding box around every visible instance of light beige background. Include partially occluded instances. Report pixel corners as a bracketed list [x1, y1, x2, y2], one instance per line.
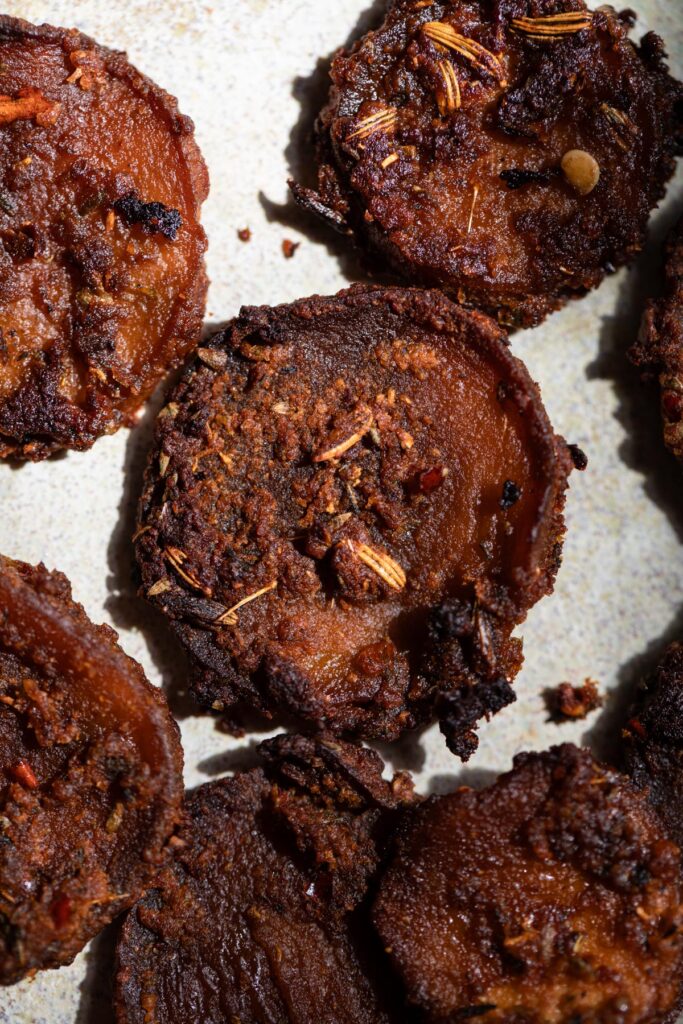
[1, 0, 682, 1020]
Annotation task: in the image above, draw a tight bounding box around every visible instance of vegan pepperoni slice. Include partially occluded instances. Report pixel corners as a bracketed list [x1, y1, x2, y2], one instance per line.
[0, 16, 208, 460]
[114, 734, 415, 1024]
[0, 555, 183, 984]
[291, 0, 682, 327]
[374, 744, 683, 1023]
[135, 285, 576, 755]
[631, 218, 683, 464]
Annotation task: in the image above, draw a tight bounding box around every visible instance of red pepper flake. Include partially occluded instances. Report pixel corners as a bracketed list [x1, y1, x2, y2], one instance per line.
[415, 465, 449, 494]
[237, 227, 251, 243]
[12, 760, 38, 789]
[49, 894, 72, 929]
[282, 238, 300, 259]
[627, 716, 647, 739]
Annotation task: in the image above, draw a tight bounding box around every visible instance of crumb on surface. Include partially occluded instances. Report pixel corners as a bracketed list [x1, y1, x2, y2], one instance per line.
[545, 679, 603, 722]
[282, 238, 300, 259]
[238, 227, 251, 242]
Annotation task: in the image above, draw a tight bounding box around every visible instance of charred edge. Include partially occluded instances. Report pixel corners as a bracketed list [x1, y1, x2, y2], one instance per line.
[500, 480, 522, 509]
[114, 191, 182, 240]
[427, 597, 517, 760]
[454, 1008, 498, 1021]
[438, 677, 516, 760]
[499, 168, 555, 190]
[567, 443, 588, 470]
[288, 180, 351, 235]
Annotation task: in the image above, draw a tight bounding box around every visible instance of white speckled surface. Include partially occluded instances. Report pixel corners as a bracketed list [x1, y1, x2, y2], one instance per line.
[1, 0, 682, 1020]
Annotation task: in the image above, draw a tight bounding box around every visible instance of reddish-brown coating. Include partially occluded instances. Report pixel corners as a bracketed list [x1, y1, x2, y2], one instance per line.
[0, 555, 183, 984]
[292, 0, 681, 327]
[631, 218, 683, 462]
[114, 734, 416, 1024]
[0, 16, 208, 460]
[624, 641, 683, 853]
[374, 744, 683, 1023]
[136, 286, 575, 755]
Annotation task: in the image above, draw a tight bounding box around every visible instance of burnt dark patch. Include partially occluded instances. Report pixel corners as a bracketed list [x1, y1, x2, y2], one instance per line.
[114, 191, 182, 240]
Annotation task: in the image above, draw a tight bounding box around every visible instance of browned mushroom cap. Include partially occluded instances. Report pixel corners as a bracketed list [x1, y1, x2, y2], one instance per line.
[0, 16, 208, 460]
[114, 734, 416, 1024]
[136, 285, 576, 755]
[292, 0, 681, 328]
[631, 218, 683, 463]
[373, 744, 683, 1024]
[0, 555, 183, 984]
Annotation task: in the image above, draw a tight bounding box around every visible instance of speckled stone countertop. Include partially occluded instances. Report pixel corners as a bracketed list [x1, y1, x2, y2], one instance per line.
[1, 0, 682, 1021]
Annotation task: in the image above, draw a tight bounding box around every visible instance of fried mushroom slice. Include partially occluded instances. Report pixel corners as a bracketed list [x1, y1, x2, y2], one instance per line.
[0, 16, 208, 460]
[631, 218, 683, 463]
[373, 744, 683, 1024]
[0, 555, 183, 984]
[136, 286, 575, 755]
[291, 0, 682, 328]
[114, 734, 416, 1024]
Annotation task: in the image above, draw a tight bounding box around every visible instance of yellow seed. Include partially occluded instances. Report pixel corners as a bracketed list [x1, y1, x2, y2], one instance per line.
[106, 802, 124, 833]
[215, 581, 278, 626]
[345, 540, 407, 591]
[423, 22, 507, 85]
[314, 411, 374, 463]
[561, 149, 600, 196]
[348, 107, 397, 142]
[148, 580, 171, 597]
[437, 60, 461, 115]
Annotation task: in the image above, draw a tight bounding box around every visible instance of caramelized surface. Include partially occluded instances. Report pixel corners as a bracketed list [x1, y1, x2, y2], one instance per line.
[0, 556, 183, 983]
[374, 745, 683, 1023]
[115, 735, 415, 1024]
[137, 287, 573, 750]
[294, 0, 681, 326]
[0, 16, 208, 459]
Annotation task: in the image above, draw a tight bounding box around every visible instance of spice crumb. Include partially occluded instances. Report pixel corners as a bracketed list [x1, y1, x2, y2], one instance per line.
[568, 444, 588, 471]
[545, 679, 603, 722]
[282, 239, 300, 259]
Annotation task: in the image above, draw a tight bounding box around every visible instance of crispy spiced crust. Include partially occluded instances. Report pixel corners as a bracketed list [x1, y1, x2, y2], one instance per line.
[0, 16, 208, 460]
[624, 641, 683, 850]
[374, 743, 683, 1023]
[114, 734, 416, 1024]
[0, 555, 183, 984]
[631, 218, 683, 462]
[291, 0, 682, 328]
[135, 285, 575, 755]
